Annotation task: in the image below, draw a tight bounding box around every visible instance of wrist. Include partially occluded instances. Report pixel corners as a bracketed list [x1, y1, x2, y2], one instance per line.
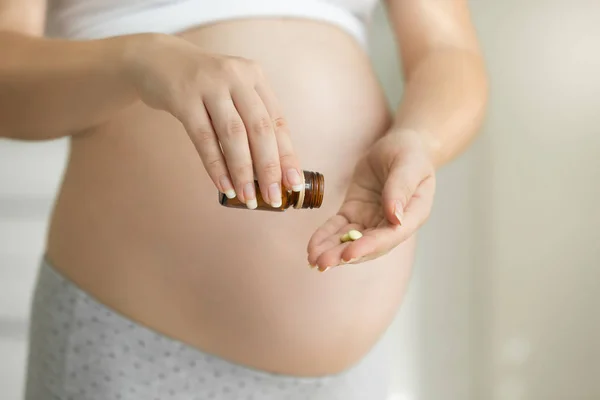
[111, 33, 169, 96]
[388, 127, 440, 166]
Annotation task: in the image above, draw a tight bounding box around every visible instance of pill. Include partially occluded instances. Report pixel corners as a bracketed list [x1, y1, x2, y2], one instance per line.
[348, 230, 363, 240]
[340, 232, 351, 243]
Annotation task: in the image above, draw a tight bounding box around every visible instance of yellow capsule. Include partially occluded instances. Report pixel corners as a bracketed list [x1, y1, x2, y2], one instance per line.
[348, 230, 363, 240]
[340, 232, 351, 243]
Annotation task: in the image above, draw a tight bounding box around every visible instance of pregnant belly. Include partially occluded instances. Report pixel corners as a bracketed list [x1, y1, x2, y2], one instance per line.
[47, 19, 415, 375]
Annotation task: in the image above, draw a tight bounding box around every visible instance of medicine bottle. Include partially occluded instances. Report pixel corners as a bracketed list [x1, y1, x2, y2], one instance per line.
[219, 170, 324, 211]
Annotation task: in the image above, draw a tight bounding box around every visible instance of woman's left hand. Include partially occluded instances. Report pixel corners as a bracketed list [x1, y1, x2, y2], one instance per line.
[307, 129, 436, 271]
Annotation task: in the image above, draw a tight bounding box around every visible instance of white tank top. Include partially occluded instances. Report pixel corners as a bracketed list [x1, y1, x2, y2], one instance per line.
[45, 0, 380, 47]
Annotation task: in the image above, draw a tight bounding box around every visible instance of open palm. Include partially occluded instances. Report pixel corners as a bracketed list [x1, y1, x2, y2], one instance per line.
[307, 131, 436, 271]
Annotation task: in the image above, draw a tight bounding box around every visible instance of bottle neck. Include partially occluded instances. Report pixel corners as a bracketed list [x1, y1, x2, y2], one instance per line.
[294, 171, 324, 209]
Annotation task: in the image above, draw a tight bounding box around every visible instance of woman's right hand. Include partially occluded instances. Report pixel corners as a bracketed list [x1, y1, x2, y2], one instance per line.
[121, 33, 304, 209]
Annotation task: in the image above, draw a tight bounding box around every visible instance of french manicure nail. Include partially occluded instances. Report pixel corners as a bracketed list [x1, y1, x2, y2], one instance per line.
[287, 169, 304, 192]
[394, 201, 404, 225]
[243, 182, 257, 209]
[220, 176, 236, 199]
[246, 198, 258, 209]
[269, 182, 282, 207]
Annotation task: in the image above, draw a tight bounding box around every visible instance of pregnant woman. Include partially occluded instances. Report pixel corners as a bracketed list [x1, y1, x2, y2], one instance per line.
[0, 0, 487, 399]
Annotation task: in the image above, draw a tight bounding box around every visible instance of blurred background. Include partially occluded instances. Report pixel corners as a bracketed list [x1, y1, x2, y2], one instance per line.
[1, 1, 599, 399]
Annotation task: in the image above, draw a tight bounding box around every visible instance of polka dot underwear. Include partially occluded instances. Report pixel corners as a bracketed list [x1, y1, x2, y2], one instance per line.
[24, 258, 391, 400]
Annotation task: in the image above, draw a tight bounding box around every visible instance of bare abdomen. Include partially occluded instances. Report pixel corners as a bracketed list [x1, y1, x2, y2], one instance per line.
[47, 19, 415, 375]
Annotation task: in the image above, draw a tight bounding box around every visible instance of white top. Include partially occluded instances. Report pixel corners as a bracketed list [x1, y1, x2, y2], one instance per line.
[45, 0, 380, 47]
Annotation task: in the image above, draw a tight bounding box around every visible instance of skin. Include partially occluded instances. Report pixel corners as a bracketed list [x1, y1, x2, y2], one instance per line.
[0, 0, 487, 377]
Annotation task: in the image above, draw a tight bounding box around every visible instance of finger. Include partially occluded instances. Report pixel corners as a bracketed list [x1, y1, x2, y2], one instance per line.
[307, 215, 349, 268]
[315, 242, 351, 271]
[343, 176, 435, 262]
[182, 103, 235, 198]
[382, 160, 423, 226]
[255, 83, 303, 192]
[231, 87, 283, 207]
[307, 214, 348, 253]
[314, 223, 364, 271]
[205, 93, 256, 208]
[339, 225, 400, 264]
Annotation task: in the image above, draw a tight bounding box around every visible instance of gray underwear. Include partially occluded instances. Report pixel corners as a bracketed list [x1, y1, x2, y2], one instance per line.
[24, 259, 392, 400]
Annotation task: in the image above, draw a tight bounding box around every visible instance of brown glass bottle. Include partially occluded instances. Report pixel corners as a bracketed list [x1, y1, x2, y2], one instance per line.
[219, 170, 324, 211]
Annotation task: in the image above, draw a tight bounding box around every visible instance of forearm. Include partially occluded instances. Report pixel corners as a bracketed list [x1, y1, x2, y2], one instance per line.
[0, 31, 140, 140]
[392, 48, 489, 168]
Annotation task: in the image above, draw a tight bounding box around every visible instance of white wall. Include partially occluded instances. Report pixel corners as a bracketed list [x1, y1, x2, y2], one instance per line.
[0, 138, 68, 399]
[370, 1, 600, 399]
[1, 1, 599, 399]
[472, 1, 600, 399]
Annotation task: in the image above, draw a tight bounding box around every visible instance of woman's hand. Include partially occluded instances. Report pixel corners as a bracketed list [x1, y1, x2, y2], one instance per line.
[122, 34, 303, 208]
[307, 130, 436, 271]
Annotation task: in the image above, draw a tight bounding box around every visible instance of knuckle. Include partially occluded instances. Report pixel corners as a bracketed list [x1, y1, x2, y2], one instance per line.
[231, 163, 254, 180]
[173, 102, 198, 123]
[260, 161, 281, 177]
[243, 58, 257, 68]
[219, 58, 240, 74]
[247, 59, 263, 75]
[272, 117, 288, 131]
[278, 152, 296, 167]
[224, 117, 246, 138]
[250, 116, 273, 136]
[205, 157, 225, 171]
[193, 126, 215, 144]
[235, 56, 259, 69]
[219, 56, 259, 77]
[206, 158, 224, 169]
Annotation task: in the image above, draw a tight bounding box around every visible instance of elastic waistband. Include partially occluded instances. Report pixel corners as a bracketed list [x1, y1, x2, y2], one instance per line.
[46, 0, 368, 48]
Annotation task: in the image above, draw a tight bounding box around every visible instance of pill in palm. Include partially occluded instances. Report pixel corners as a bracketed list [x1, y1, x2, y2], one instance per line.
[340, 232, 351, 243]
[348, 230, 363, 240]
[340, 229, 362, 243]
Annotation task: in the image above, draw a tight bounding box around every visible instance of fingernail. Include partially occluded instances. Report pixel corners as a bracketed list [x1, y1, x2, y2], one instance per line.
[319, 267, 330, 273]
[246, 198, 258, 209]
[309, 263, 316, 269]
[394, 201, 404, 225]
[220, 176, 236, 199]
[268, 182, 282, 208]
[341, 257, 359, 264]
[287, 169, 304, 192]
[244, 182, 257, 209]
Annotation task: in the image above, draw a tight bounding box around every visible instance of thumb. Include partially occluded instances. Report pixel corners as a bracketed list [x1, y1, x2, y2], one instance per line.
[382, 161, 416, 226]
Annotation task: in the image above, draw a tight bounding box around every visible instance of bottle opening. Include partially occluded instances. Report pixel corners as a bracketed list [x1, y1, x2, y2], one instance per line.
[296, 171, 324, 209]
